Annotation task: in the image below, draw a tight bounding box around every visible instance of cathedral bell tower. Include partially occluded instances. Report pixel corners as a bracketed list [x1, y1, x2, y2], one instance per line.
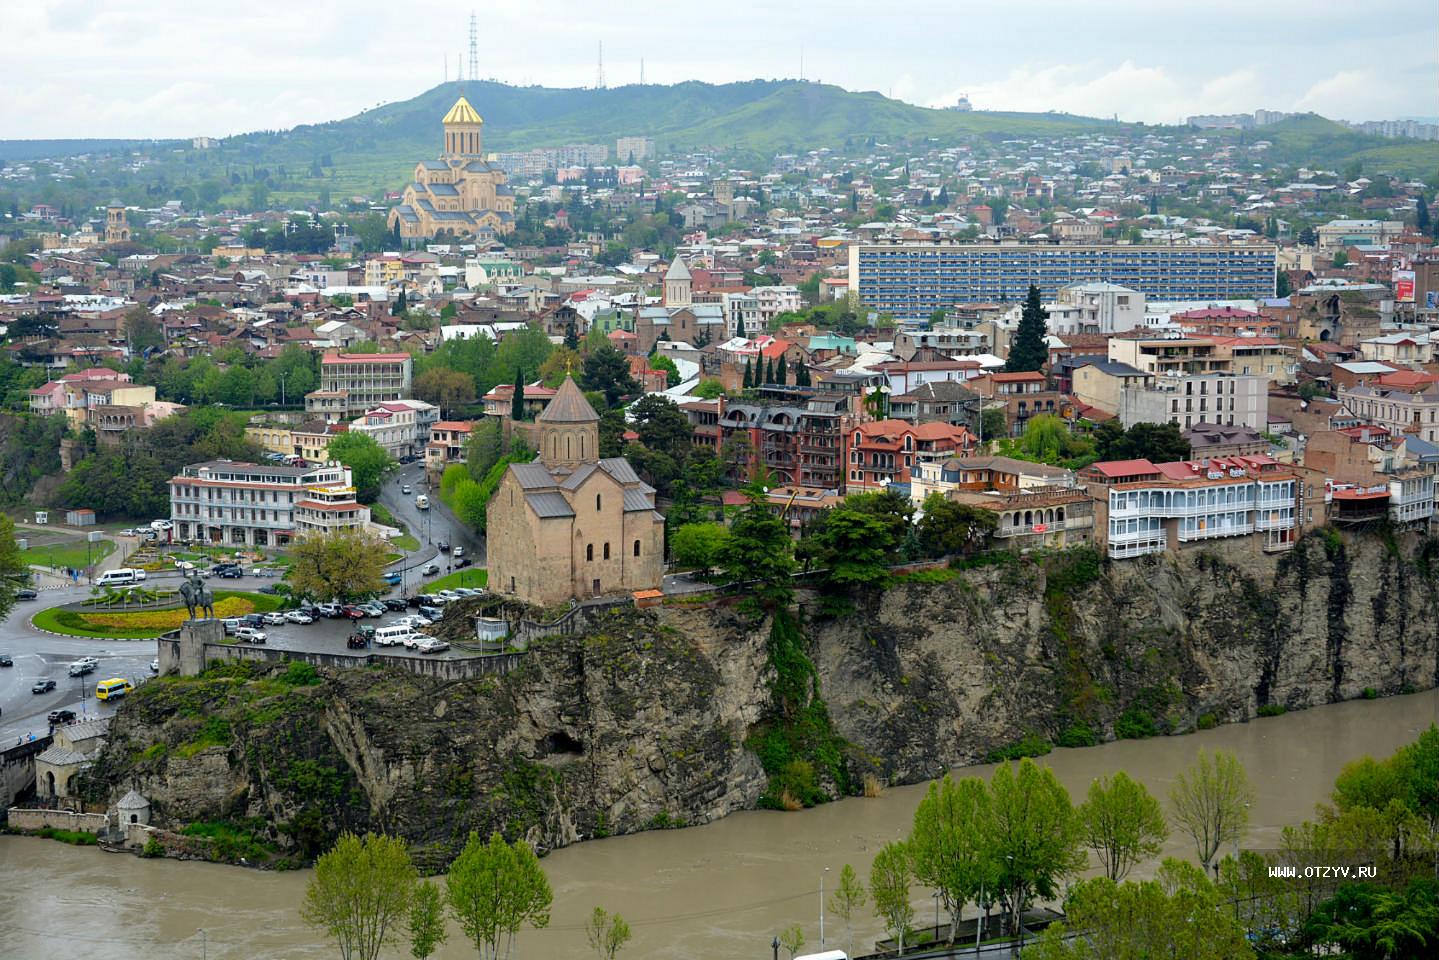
[536, 376, 600, 471]
[441, 96, 484, 161]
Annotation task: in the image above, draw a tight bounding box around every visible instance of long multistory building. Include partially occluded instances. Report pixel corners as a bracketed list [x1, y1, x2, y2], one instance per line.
[848, 242, 1277, 324]
[169, 460, 370, 548]
[307, 351, 413, 419]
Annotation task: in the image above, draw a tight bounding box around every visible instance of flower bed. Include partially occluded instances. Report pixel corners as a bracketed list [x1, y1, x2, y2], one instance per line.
[32, 591, 286, 638]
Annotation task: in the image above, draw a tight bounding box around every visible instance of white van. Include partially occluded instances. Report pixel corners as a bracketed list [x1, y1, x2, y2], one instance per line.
[373, 625, 415, 647]
[96, 568, 146, 586]
[415, 494, 430, 510]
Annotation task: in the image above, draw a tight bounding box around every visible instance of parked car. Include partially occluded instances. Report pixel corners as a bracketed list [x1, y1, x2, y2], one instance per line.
[436, 540, 450, 553]
[47, 709, 77, 725]
[32, 679, 56, 694]
[149, 659, 160, 673]
[436, 590, 463, 603]
[455, 557, 473, 568]
[393, 615, 431, 630]
[261, 612, 287, 626]
[221, 618, 243, 634]
[0, 655, 12, 667]
[382, 597, 409, 612]
[453, 587, 480, 598]
[358, 602, 384, 617]
[258, 584, 282, 595]
[341, 605, 367, 620]
[418, 605, 443, 621]
[421, 563, 440, 576]
[452, 546, 465, 559]
[382, 572, 402, 587]
[242, 613, 266, 627]
[234, 627, 267, 644]
[316, 602, 343, 618]
[211, 566, 243, 579]
[284, 610, 314, 625]
[415, 638, 450, 654]
[15, 588, 37, 600]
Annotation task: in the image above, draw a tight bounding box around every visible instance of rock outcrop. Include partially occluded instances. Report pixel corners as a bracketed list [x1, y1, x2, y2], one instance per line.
[84, 530, 1439, 867]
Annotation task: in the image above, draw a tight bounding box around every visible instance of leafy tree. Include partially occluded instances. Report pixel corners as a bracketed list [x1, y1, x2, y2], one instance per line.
[870, 840, 915, 955]
[742, 359, 753, 389]
[1298, 226, 1317, 246]
[915, 492, 996, 559]
[300, 832, 417, 960]
[1005, 285, 1049, 373]
[777, 924, 805, 959]
[989, 758, 1085, 936]
[391, 289, 407, 316]
[445, 831, 553, 960]
[794, 363, 811, 387]
[828, 863, 867, 958]
[1027, 859, 1254, 960]
[1076, 771, 1168, 881]
[910, 774, 994, 944]
[669, 522, 730, 574]
[798, 491, 909, 608]
[581, 344, 639, 408]
[564, 320, 580, 351]
[1169, 749, 1255, 872]
[408, 880, 447, 959]
[289, 529, 387, 602]
[123, 307, 165, 354]
[1416, 192, 1432, 237]
[598, 407, 627, 458]
[0, 513, 28, 618]
[412, 367, 476, 419]
[980, 407, 1007, 442]
[538, 347, 582, 388]
[466, 418, 505, 481]
[629, 394, 693, 468]
[717, 491, 796, 609]
[327, 432, 393, 503]
[1333, 249, 1351, 269]
[1305, 877, 1439, 960]
[1093, 421, 1190, 464]
[1276, 270, 1292, 298]
[584, 907, 631, 960]
[649, 352, 681, 387]
[693, 377, 725, 400]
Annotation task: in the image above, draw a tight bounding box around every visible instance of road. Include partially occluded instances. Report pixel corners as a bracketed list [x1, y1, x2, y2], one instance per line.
[379, 461, 486, 569]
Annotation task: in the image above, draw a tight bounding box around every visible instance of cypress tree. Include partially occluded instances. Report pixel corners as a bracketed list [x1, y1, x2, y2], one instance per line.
[743, 359, 753, 389]
[763, 357, 774, 385]
[776, 355, 787, 385]
[1004, 284, 1050, 373]
[796, 363, 810, 387]
[1417, 192, 1432, 237]
[511, 367, 525, 422]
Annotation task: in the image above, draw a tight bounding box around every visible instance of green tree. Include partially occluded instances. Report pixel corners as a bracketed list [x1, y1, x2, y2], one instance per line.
[1305, 877, 1439, 960]
[981, 407, 1007, 442]
[1333, 249, 1351, 268]
[466, 418, 506, 481]
[0, 513, 28, 618]
[445, 831, 553, 960]
[1416, 193, 1432, 237]
[300, 832, 417, 960]
[989, 758, 1085, 936]
[288, 529, 387, 602]
[1076, 771, 1169, 881]
[870, 841, 915, 956]
[828, 863, 867, 958]
[649, 352, 681, 387]
[742, 359, 753, 389]
[915, 493, 996, 559]
[1276, 270, 1292, 298]
[1027, 859, 1255, 960]
[1169, 749, 1255, 873]
[584, 907, 631, 960]
[412, 367, 476, 419]
[629, 395, 693, 467]
[1093, 421, 1190, 464]
[798, 492, 909, 608]
[669, 522, 731, 574]
[693, 377, 725, 400]
[581, 344, 639, 408]
[1005, 285, 1049, 373]
[123, 307, 165, 354]
[777, 924, 805, 959]
[909, 774, 994, 943]
[408, 880, 447, 960]
[717, 492, 796, 609]
[510, 367, 525, 422]
[327, 432, 393, 503]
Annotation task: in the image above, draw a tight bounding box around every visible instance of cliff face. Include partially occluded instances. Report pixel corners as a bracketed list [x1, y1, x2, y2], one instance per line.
[86, 531, 1439, 866]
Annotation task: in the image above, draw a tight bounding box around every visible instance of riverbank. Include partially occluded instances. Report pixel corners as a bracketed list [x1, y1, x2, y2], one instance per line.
[5, 687, 1436, 960]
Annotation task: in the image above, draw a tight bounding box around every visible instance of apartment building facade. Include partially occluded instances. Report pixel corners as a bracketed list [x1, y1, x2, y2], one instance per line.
[169, 460, 370, 547]
[309, 351, 413, 418]
[684, 389, 852, 490]
[846, 419, 975, 491]
[1082, 455, 1298, 559]
[347, 399, 438, 460]
[1338, 383, 1439, 444]
[909, 455, 1092, 550]
[848, 242, 1277, 324]
[1118, 373, 1269, 432]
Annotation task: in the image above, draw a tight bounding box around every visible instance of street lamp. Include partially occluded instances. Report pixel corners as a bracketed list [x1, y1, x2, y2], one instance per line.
[819, 865, 829, 946]
[770, 935, 779, 960]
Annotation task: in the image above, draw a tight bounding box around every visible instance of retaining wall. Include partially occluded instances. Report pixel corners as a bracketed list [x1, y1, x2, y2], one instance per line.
[6, 808, 108, 834]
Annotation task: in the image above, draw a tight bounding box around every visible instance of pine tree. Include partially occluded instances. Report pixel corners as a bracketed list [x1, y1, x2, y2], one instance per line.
[736, 316, 746, 339]
[742, 359, 753, 389]
[391, 289, 407, 316]
[776, 355, 787, 385]
[1004, 284, 1049, 373]
[764, 357, 774, 385]
[1417, 192, 1432, 237]
[936, 184, 949, 208]
[1148, 192, 1159, 216]
[511, 367, 525, 422]
[797, 363, 811, 387]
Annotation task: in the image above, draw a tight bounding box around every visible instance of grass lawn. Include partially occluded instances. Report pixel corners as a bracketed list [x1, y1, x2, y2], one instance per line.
[21, 538, 116, 570]
[391, 533, 421, 552]
[32, 591, 286, 639]
[424, 569, 488, 592]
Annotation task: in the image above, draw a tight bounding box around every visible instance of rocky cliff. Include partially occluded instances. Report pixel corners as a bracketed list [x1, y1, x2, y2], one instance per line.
[84, 530, 1439, 867]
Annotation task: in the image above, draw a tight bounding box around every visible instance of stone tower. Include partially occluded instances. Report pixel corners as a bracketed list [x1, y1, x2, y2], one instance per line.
[536, 375, 600, 470]
[663, 254, 692, 308]
[442, 95, 484, 160]
[105, 203, 129, 244]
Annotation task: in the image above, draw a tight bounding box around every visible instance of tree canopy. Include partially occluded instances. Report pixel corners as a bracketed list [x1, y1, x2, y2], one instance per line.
[1005, 284, 1049, 372]
[327, 432, 393, 504]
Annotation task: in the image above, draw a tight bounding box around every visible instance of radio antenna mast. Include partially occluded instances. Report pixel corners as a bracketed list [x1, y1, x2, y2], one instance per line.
[596, 41, 606, 89]
[467, 12, 479, 83]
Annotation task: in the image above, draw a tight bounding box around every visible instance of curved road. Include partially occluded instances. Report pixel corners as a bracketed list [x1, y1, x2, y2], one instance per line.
[379, 462, 486, 569]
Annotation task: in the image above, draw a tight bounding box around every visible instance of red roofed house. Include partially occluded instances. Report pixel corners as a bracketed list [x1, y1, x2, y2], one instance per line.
[482, 382, 557, 420]
[967, 371, 1072, 437]
[425, 420, 476, 477]
[309, 351, 413, 418]
[847, 419, 975, 492]
[628, 355, 669, 394]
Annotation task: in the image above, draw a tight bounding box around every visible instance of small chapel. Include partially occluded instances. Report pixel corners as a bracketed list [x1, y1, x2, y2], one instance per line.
[488, 376, 665, 606]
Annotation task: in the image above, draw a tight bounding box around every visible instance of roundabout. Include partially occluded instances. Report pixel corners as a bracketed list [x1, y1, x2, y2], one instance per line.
[29, 590, 286, 640]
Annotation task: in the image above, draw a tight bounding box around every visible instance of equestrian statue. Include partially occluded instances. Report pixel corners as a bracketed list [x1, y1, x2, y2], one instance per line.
[178, 569, 215, 620]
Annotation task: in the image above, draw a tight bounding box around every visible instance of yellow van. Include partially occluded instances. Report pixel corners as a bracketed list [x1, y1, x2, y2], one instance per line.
[95, 678, 134, 701]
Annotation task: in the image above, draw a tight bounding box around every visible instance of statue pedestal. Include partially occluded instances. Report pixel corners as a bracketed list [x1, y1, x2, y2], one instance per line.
[176, 618, 224, 676]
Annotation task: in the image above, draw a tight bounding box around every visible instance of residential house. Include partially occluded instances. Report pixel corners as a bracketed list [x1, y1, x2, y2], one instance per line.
[846, 419, 975, 492]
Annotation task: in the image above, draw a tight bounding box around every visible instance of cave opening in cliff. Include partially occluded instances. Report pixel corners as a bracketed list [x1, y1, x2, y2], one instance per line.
[542, 731, 584, 756]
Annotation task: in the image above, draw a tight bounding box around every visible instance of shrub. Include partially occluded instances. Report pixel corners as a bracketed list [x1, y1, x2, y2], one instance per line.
[987, 730, 1053, 761]
[1056, 723, 1098, 748]
[37, 827, 98, 845]
[141, 836, 164, 858]
[279, 661, 320, 686]
[1362, 687, 1379, 700]
[1114, 707, 1157, 740]
[1256, 704, 1287, 717]
[1196, 712, 1219, 730]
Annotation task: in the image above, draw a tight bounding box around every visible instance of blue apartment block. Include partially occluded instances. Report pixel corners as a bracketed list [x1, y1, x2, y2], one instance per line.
[848, 243, 1277, 324]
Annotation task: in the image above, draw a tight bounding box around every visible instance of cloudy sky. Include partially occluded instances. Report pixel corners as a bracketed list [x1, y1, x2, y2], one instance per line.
[6, 0, 1436, 140]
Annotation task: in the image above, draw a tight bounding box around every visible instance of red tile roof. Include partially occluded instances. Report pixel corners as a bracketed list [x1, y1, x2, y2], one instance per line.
[1089, 458, 1158, 478]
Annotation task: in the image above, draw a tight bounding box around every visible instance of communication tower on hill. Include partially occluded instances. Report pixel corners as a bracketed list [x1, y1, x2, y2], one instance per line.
[596, 41, 606, 89]
[467, 11, 478, 83]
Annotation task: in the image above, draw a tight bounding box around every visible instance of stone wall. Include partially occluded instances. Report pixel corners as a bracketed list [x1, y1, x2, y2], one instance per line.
[0, 738, 51, 810]
[204, 642, 523, 680]
[6, 808, 108, 834]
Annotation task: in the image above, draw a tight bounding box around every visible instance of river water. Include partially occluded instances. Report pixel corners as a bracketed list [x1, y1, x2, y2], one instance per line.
[2, 689, 1435, 960]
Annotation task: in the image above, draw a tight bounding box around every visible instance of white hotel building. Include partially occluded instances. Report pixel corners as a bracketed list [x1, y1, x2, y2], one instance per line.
[1083, 454, 1299, 559]
[169, 460, 371, 547]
